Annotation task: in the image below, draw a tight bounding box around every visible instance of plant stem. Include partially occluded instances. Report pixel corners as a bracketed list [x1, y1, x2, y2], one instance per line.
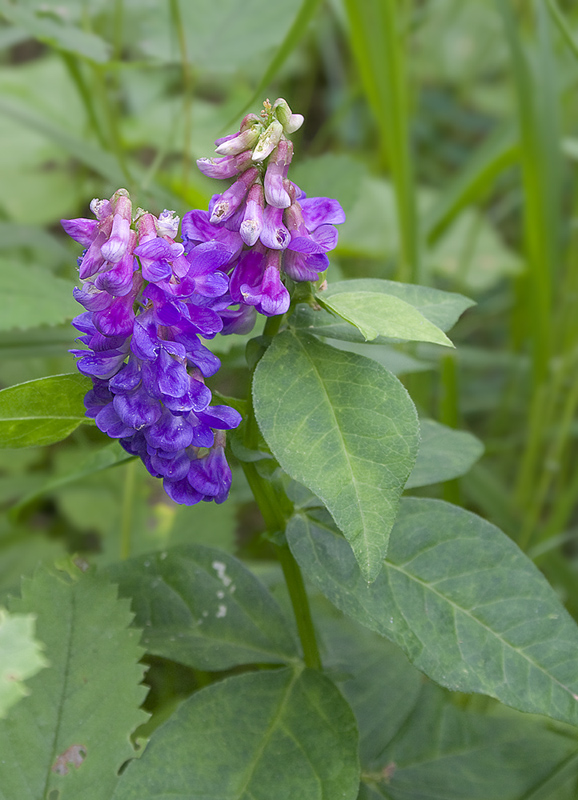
[241, 312, 322, 670]
[276, 543, 322, 670]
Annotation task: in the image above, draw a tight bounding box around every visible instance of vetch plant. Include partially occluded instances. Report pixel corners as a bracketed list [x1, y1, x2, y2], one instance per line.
[2, 99, 578, 799]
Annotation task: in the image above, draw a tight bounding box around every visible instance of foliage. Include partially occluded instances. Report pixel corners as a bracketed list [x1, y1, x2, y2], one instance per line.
[1, 0, 578, 797]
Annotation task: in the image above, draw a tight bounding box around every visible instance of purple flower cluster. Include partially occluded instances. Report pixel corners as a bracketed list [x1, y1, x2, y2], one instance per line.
[63, 190, 241, 506]
[64, 99, 345, 508]
[185, 97, 345, 325]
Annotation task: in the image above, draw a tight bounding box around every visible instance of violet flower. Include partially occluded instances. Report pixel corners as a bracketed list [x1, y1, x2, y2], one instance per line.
[63, 190, 241, 507]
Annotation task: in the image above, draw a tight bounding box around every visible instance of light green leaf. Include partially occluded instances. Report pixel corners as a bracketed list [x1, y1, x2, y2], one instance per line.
[254, 331, 419, 581]
[327, 340, 433, 376]
[319, 291, 454, 346]
[0, 260, 79, 332]
[0, 608, 47, 719]
[406, 419, 484, 489]
[287, 498, 578, 726]
[0, 373, 91, 448]
[293, 279, 473, 344]
[105, 545, 299, 670]
[0, 2, 111, 62]
[0, 565, 148, 800]
[113, 668, 360, 800]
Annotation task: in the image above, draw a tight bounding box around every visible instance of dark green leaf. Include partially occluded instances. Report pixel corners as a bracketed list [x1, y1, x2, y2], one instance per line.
[253, 331, 419, 580]
[113, 667, 360, 800]
[106, 545, 299, 670]
[0, 565, 148, 800]
[287, 498, 578, 726]
[0, 373, 92, 448]
[406, 419, 484, 489]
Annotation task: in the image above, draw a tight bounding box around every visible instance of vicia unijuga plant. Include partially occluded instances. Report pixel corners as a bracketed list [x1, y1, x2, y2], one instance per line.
[2, 96, 578, 800]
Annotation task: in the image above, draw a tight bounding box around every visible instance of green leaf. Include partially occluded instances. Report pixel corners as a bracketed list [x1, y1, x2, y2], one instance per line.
[0, 608, 47, 719]
[0, 2, 111, 63]
[253, 331, 419, 581]
[0, 373, 91, 448]
[0, 260, 79, 332]
[406, 419, 484, 489]
[0, 565, 148, 800]
[113, 667, 360, 800]
[293, 279, 474, 344]
[319, 291, 454, 346]
[287, 498, 578, 727]
[317, 607, 578, 800]
[11, 442, 132, 520]
[359, 683, 578, 800]
[105, 545, 299, 670]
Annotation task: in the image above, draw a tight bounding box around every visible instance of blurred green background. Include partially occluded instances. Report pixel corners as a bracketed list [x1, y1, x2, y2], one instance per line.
[1, 0, 578, 616]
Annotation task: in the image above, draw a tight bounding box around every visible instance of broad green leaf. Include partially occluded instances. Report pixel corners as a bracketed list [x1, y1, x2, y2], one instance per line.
[319, 291, 453, 346]
[0, 260, 79, 332]
[253, 331, 419, 581]
[359, 683, 578, 800]
[0, 3, 111, 62]
[113, 667, 360, 800]
[0, 373, 91, 448]
[11, 442, 132, 519]
[406, 419, 484, 489]
[0, 608, 47, 719]
[317, 606, 578, 800]
[287, 498, 578, 726]
[292, 279, 474, 344]
[106, 545, 299, 670]
[0, 565, 148, 800]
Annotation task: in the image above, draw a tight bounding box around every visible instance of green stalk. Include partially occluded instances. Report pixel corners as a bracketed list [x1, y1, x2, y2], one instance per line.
[169, 0, 194, 193]
[344, 0, 422, 283]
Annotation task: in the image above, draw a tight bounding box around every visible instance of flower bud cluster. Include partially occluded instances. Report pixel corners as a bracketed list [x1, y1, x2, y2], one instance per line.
[62, 190, 241, 506]
[188, 98, 345, 324]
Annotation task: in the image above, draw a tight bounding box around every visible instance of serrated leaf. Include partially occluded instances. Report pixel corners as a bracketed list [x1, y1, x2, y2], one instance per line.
[0, 608, 47, 719]
[319, 291, 454, 346]
[0, 566, 148, 800]
[106, 545, 298, 670]
[0, 260, 79, 332]
[287, 498, 578, 726]
[113, 667, 360, 800]
[406, 419, 484, 489]
[0, 373, 91, 448]
[293, 279, 474, 343]
[253, 331, 419, 581]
